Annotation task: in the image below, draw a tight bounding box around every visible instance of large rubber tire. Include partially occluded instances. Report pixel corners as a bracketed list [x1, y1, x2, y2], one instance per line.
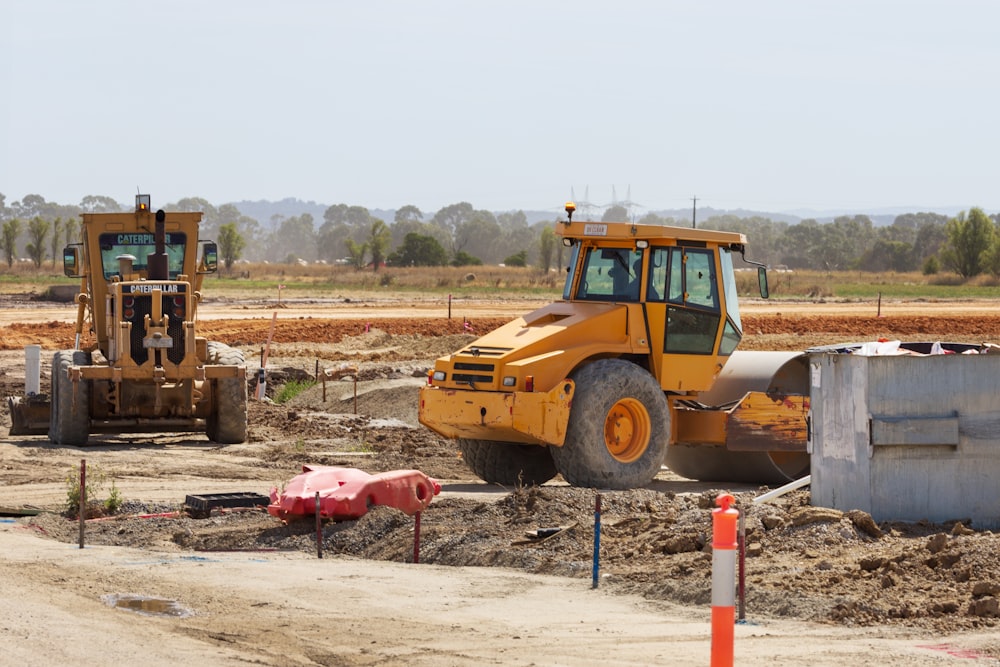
[551, 359, 669, 489]
[206, 342, 248, 444]
[458, 438, 558, 486]
[48, 350, 91, 446]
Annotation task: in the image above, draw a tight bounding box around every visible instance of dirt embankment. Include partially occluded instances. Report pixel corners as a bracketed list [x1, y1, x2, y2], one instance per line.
[7, 311, 1000, 352]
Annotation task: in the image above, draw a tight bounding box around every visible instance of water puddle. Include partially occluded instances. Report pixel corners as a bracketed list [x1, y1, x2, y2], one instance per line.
[102, 594, 193, 618]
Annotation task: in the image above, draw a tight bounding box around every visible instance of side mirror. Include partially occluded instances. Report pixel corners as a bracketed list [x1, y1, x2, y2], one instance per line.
[63, 245, 83, 278]
[757, 267, 769, 299]
[200, 241, 218, 273]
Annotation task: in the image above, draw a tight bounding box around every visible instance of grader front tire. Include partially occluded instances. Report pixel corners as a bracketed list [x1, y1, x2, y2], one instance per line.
[206, 342, 248, 444]
[48, 350, 92, 446]
[551, 359, 669, 490]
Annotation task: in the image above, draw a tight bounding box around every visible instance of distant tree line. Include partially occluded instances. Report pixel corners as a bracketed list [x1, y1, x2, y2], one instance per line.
[2, 192, 1000, 278]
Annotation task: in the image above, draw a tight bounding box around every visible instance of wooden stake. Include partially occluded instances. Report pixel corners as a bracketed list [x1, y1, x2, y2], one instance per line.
[78, 459, 86, 549]
[413, 512, 422, 564]
[315, 491, 323, 559]
[255, 312, 278, 399]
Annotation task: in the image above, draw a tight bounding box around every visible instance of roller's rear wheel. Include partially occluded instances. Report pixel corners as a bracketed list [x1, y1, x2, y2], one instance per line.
[458, 438, 557, 486]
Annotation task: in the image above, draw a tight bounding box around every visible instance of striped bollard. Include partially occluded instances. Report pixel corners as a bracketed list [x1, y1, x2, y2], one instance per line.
[711, 493, 738, 667]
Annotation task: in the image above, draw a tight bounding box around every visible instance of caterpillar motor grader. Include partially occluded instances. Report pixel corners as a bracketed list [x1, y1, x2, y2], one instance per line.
[8, 194, 247, 445]
[418, 202, 809, 489]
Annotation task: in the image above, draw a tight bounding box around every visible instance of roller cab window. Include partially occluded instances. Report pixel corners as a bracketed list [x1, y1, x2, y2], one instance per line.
[575, 246, 644, 302]
[661, 246, 721, 355]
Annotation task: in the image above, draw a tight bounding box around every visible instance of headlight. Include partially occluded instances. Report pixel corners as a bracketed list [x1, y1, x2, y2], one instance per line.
[502, 376, 516, 387]
[432, 371, 447, 382]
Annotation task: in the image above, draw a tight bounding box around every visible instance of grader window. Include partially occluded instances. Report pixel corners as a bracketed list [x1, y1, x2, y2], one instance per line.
[99, 232, 187, 280]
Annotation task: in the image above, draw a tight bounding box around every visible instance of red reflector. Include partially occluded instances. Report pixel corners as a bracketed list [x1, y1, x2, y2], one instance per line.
[124, 308, 134, 319]
[525, 375, 534, 392]
[173, 296, 184, 306]
[123, 297, 134, 307]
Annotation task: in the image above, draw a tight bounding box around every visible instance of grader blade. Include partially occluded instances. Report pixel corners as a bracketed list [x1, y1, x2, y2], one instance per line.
[7, 395, 51, 436]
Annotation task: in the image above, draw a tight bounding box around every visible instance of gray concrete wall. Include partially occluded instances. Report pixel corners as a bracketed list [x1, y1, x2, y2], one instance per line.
[809, 353, 1000, 530]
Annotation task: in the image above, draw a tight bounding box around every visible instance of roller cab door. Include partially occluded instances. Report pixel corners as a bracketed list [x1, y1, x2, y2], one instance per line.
[646, 245, 725, 393]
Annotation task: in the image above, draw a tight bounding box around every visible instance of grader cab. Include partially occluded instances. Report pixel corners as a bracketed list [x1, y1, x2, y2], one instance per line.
[419, 203, 810, 489]
[8, 195, 247, 445]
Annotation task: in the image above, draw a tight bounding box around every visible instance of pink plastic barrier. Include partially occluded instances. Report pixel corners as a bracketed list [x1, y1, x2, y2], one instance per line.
[268, 465, 441, 522]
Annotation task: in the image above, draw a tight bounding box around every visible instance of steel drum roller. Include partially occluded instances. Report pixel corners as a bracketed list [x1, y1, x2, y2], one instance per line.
[665, 350, 811, 484]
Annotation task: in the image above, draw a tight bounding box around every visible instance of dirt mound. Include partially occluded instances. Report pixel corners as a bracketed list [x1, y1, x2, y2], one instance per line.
[20, 486, 1000, 634]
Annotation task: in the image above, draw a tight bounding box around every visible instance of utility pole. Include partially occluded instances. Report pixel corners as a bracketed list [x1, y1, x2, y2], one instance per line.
[692, 196, 698, 229]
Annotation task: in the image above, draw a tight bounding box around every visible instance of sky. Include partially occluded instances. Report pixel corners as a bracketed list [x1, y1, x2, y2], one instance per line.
[3, 1, 1000, 217]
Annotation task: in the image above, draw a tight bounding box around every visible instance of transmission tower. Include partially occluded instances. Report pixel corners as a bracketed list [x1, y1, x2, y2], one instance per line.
[570, 186, 599, 220]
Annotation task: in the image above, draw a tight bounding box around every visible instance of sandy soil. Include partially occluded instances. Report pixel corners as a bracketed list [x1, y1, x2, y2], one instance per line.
[2, 295, 1000, 665]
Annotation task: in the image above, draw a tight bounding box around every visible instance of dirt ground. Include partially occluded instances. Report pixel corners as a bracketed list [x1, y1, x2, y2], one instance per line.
[2, 294, 1000, 665]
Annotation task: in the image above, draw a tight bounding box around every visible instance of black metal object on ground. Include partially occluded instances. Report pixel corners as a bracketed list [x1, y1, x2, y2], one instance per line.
[0, 506, 43, 517]
[184, 492, 270, 519]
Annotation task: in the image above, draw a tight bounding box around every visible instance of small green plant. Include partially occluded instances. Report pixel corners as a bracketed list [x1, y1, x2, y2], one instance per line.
[274, 379, 317, 404]
[105, 480, 123, 514]
[65, 464, 124, 518]
[346, 434, 373, 454]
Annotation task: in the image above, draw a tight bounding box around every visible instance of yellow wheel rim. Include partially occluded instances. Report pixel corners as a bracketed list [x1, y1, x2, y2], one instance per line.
[603, 398, 650, 463]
